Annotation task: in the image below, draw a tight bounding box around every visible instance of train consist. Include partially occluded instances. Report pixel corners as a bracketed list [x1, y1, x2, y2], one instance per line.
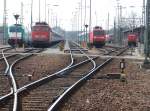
[8, 24, 29, 47]
[7, 22, 63, 48]
[89, 26, 106, 48]
[127, 33, 137, 47]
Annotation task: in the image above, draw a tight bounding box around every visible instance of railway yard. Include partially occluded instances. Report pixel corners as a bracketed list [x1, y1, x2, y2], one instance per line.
[1, 0, 150, 110]
[0, 41, 149, 111]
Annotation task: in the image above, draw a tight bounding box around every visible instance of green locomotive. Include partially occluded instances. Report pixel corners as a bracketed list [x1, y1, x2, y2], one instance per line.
[8, 24, 29, 47]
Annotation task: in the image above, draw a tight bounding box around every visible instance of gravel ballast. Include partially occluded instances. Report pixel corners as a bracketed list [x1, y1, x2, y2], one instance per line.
[60, 59, 150, 111]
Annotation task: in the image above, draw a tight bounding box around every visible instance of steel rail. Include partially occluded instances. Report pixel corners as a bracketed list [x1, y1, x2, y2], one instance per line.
[1, 49, 44, 111]
[0, 54, 98, 108]
[47, 45, 128, 111]
[2, 49, 22, 111]
[2, 49, 10, 74]
[1, 48, 38, 74]
[48, 42, 96, 111]
[16, 41, 94, 94]
[0, 46, 11, 50]
[0, 46, 73, 104]
[9, 46, 72, 111]
[63, 41, 74, 70]
[0, 43, 95, 110]
[11, 49, 51, 111]
[9, 49, 42, 111]
[1, 48, 17, 74]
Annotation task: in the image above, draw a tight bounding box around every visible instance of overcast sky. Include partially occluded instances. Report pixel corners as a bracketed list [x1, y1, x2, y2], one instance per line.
[0, 0, 143, 31]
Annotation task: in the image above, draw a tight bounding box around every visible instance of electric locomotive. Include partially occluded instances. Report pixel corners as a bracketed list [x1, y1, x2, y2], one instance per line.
[89, 26, 106, 48]
[31, 22, 52, 47]
[8, 24, 28, 47]
[127, 33, 137, 47]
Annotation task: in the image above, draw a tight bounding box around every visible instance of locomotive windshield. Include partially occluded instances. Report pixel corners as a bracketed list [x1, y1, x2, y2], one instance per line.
[93, 30, 105, 36]
[9, 27, 23, 32]
[32, 26, 50, 32]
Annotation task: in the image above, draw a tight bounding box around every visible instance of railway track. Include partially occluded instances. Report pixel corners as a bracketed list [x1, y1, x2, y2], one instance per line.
[0, 41, 128, 111]
[0, 42, 73, 111]
[0, 48, 45, 110]
[0, 41, 94, 110]
[59, 46, 131, 111]
[16, 42, 97, 111]
[96, 45, 122, 55]
[53, 42, 128, 111]
[0, 48, 35, 98]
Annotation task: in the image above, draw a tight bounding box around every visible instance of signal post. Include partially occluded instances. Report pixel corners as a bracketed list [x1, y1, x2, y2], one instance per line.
[143, 0, 150, 68]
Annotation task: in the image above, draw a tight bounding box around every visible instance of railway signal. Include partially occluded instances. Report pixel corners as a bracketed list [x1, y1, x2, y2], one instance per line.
[120, 59, 127, 82]
[27, 74, 32, 81]
[120, 59, 125, 73]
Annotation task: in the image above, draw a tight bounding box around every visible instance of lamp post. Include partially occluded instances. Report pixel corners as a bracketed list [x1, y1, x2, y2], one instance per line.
[47, 4, 54, 26]
[14, 14, 19, 48]
[47, 4, 51, 25]
[85, 24, 88, 47]
[80, 0, 83, 36]
[3, 0, 7, 45]
[116, 0, 121, 46]
[144, 0, 150, 65]
[89, 0, 91, 38]
[39, 0, 41, 22]
[53, 5, 59, 27]
[45, 0, 47, 22]
[31, 0, 33, 29]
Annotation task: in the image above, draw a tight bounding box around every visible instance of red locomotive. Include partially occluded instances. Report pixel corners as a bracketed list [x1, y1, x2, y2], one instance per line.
[127, 33, 137, 47]
[89, 26, 106, 48]
[31, 22, 52, 47]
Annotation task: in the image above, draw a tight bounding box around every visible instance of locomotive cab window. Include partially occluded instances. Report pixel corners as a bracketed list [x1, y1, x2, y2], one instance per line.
[93, 30, 105, 36]
[32, 27, 40, 31]
[32, 26, 49, 32]
[9, 27, 23, 32]
[41, 27, 50, 31]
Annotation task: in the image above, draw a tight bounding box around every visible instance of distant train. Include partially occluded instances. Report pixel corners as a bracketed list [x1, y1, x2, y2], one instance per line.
[89, 26, 106, 48]
[31, 22, 63, 47]
[8, 24, 29, 47]
[127, 33, 137, 47]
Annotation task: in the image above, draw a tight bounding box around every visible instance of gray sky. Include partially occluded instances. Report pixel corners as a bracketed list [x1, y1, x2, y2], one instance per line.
[0, 0, 143, 30]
